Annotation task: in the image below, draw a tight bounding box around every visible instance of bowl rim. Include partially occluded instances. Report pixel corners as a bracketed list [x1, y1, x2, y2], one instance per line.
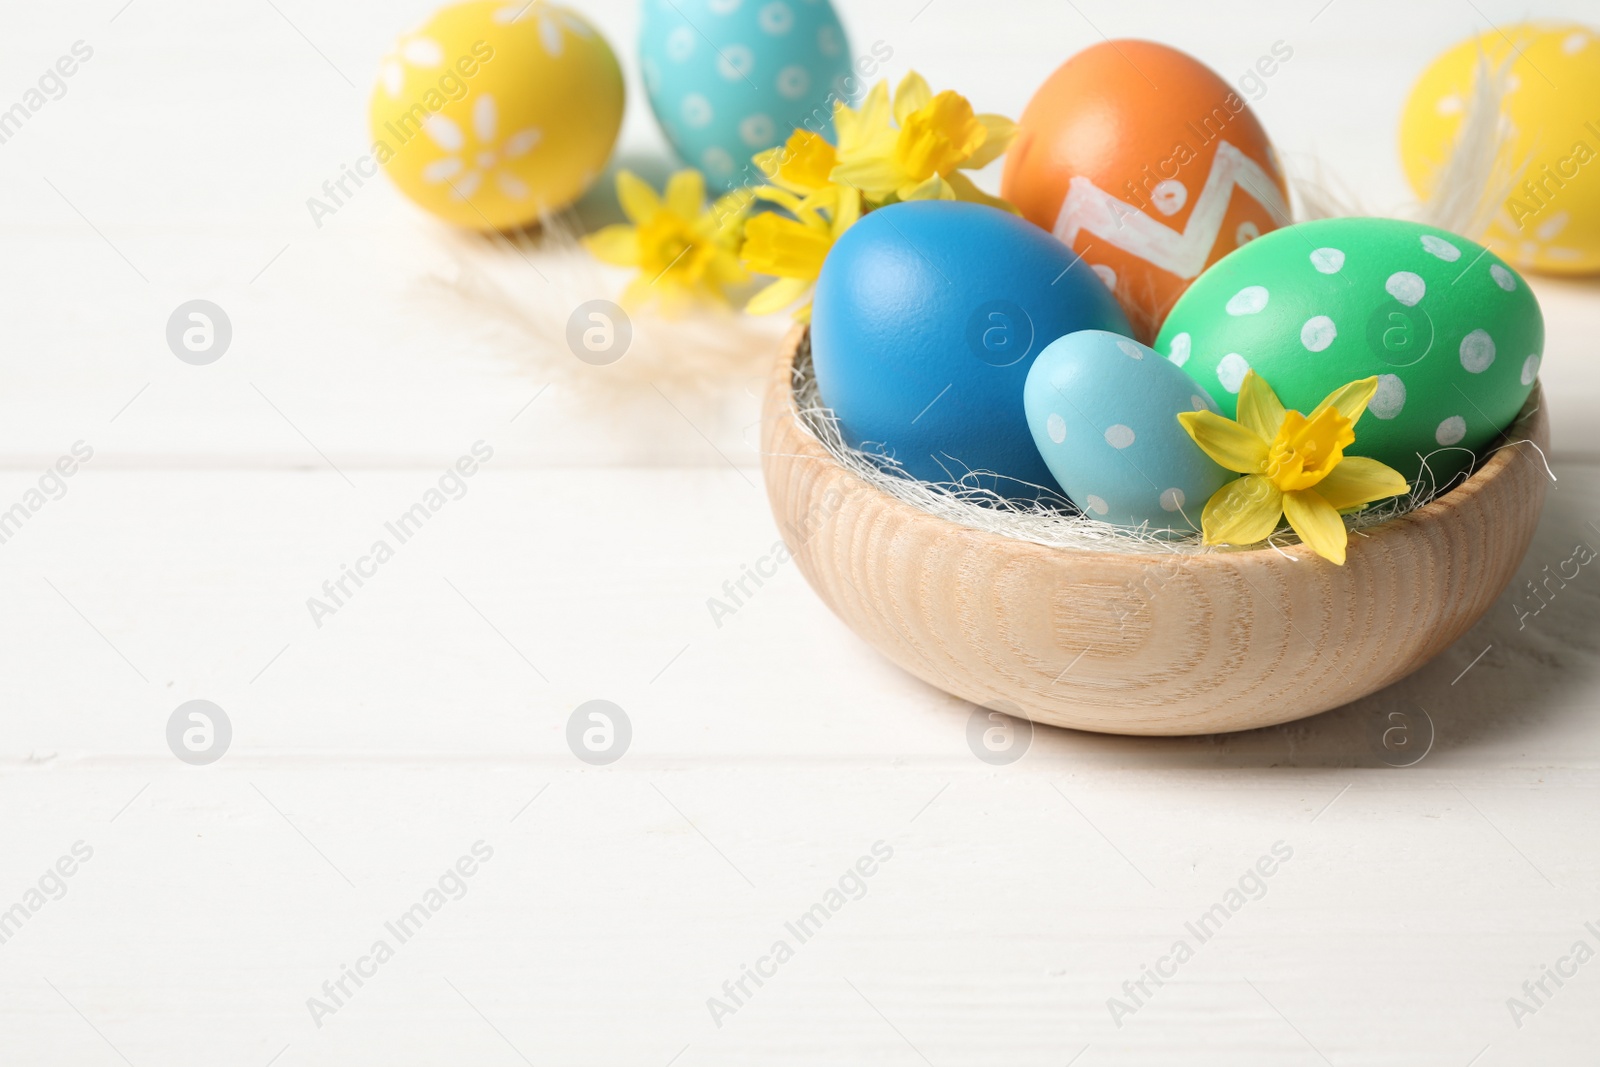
[768, 323, 1550, 567]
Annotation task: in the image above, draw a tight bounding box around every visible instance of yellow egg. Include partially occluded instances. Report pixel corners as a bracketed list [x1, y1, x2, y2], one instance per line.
[1401, 22, 1600, 274]
[369, 1, 624, 230]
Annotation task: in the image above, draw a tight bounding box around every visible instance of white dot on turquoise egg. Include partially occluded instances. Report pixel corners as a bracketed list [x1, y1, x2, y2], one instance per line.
[1386, 271, 1425, 307]
[1301, 315, 1336, 352]
[1217, 353, 1250, 393]
[1191, 394, 1211, 412]
[758, 1, 794, 33]
[1151, 180, 1186, 216]
[1370, 374, 1406, 420]
[1491, 264, 1517, 291]
[1225, 286, 1269, 315]
[817, 25, 842, 56]
[1459, 329, 1496, 373]
[1420, 234, 1461, 262]
[1091, 264, 1116, 290]
[1160, 488, 1185, 512]
[717, 44, 754, 79]
[1046, 412, 1066, 444]
[1436, 415, 1467, 446]
[1310, 247, 1344, 274]
[1115, 339, 1143, 360]
[665, 25, 695, 61]
[1522, 354, 1541, 385]
[1105, 424, 1135, 449]
[739, 113, 775, 147]
[777, 64, 810, 99]
[1085, 495, 1109, 516]
[1168, 332, 1191, 367]
[701, 146, 735, 178]
[682, 93, 713, 128]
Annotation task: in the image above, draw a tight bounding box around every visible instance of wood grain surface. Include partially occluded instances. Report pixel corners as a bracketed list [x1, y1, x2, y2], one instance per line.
[762, 326, 1552, 735]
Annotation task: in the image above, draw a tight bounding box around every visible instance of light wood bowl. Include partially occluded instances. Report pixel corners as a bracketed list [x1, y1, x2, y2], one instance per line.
[761, 325, 1550, 735]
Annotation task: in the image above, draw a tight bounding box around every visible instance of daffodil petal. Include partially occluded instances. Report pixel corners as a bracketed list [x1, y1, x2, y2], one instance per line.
[1201, 475, 1283, 546]
[1236, 371, 1287, 441]
[1283, 489, 1348, 565]
[832, 186, 862, 231]
[943, 171, 1016, 212]
[753, 186, 808, 215]
[1313, 457, 1410, 511]
[1311, 376, 1379, 425]
[664, 169, 705, 219]
[899, 172, 953, 202]
[830, 154, 905, 198]
[1177, 410, 1269, 474]
[893, 71, 932, 124]
[745, 276, 811, 315]
[853, 81, 891, 139]
[964, 114, 1019, 169]
[614, 170, 660, 225]
[582, 224, 640, 266]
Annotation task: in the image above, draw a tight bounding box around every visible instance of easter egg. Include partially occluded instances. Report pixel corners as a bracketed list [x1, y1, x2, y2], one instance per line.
[811, 201, 1132, 501]
[1001, 40, 1291, 343]
[369, 1, 624, 230]
[1024, 331, 1231, 529]
[639, 0, 854, 191]
[1401, 22, 1600, 274]
[1154, 217, 1543, 491]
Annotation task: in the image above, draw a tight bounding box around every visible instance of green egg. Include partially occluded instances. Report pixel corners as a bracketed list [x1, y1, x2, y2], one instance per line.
[1154, 217, 1543, 492]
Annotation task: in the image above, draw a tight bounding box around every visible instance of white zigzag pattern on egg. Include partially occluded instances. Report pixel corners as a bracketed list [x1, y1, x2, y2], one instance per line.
[1050, 141, 1289, 280]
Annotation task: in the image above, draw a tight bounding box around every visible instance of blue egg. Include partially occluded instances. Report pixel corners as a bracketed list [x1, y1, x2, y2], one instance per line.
[639, 0, 856, 191]
[811, 201, 1132, 501]
[1023, 330, 1233, 529]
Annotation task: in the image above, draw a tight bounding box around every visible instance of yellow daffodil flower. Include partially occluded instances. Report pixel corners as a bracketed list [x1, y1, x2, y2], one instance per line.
[583, 169, 749, 313]
[752, 129, 840, 201]
[1177, 371, 1410, 565]
[829, 72, 1018, 210]
[741, 185, 861, 319]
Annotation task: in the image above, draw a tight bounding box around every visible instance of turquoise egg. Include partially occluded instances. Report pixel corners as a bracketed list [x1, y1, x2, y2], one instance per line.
[638, 0, 856, 190]
[1024, 331, 1232, 529]
[811, 201, 1132, 501]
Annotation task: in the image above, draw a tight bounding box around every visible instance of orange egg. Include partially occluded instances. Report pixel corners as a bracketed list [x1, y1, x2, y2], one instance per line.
[1002, 40, 1290, 342]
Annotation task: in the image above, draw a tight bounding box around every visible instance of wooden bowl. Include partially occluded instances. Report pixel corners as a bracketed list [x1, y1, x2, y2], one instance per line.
[760, 325, 1550, 735]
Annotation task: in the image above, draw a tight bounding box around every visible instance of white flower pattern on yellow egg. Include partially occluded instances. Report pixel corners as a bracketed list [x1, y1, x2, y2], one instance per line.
[380, 35, 444, 97]
[494, 3, 594, 58]
[421, 94, 543, 202]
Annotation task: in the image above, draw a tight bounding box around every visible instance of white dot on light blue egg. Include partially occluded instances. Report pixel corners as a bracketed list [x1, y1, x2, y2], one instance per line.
[1420, 234, 1461, 262]
[717, 45, 754, 80]
[1459, 329, 1495, 373]
[1084, 495, 1109, 516]
[1522, 354, 1541, 386]
[1160, 488, 1185, 512]
[682, 93, 713, 128]
[739, 113, 775, 147]
[702, 147, 735, 178]
[777, 65, 810, 99]
[1217, 353, 1250, 393]
[817, 25, 842, 55]
[1436, 415, 1466, 446]
[1225, 286, 1269, 315]
[1191, 394, 1211, 412]
[1491, 264, 1517, 291]
[1046, 412, 1066, 444]
[758, 1, 794, 33]
[1105, 424, 1135, 449]
[1310, 247, 1344, 274]
[1370, 374, 1405, 419]
[1301, 315, 1336, 352]
[1167, 332, 1191, 367]
[1115, 339, 1143, 360]
[1386, 271, 1425, 307]
[665, 25, 695, 61]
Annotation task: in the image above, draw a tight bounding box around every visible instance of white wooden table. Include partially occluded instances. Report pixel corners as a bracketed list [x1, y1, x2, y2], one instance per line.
[3, 1, 1599, 1063]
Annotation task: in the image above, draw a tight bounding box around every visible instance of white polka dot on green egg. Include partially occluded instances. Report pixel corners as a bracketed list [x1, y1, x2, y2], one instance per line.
[1155, 216, 1544, 490]
[1024, 330, 1234, 531]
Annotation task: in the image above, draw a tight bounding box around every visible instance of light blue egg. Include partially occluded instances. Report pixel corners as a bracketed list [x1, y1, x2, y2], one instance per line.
[1023, 330, 1233, 530]
[638, 0, 856, 190]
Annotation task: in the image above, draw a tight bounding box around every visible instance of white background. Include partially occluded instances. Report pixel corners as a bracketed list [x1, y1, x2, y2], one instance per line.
[1, 0, 1598, 1064]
